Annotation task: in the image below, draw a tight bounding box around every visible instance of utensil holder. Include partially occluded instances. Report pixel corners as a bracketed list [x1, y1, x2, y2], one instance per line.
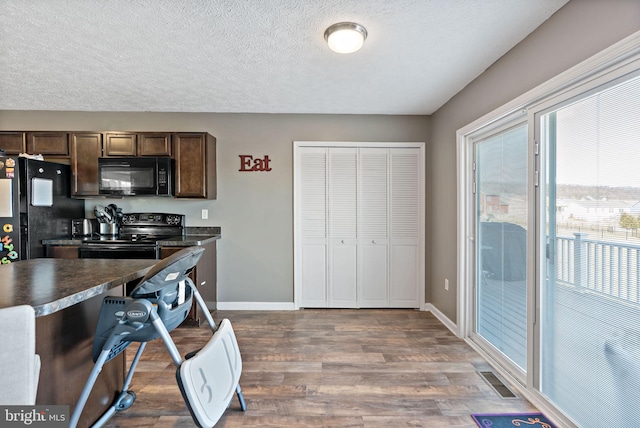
[99, 223, 119, 236]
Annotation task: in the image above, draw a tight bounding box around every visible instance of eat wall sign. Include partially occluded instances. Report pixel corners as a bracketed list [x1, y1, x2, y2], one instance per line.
[239, 155, 272, 172]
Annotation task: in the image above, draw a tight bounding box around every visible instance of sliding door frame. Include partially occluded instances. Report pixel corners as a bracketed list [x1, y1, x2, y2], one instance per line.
[457, 30, 640, 426]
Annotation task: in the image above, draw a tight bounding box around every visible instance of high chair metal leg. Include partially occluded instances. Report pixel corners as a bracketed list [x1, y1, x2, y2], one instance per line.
[236, 384, 247, 411]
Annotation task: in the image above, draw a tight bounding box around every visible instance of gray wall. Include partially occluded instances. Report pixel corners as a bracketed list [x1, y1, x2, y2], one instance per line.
[428, 0, 640, 322]
[3, 0, 638, 316]
[0, 112, 429, 303]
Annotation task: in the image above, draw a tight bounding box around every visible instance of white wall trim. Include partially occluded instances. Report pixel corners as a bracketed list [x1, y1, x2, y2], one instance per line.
[216, 301, 296, 311]
[424, 303, 458, 337]
[455, 133, 472, 340]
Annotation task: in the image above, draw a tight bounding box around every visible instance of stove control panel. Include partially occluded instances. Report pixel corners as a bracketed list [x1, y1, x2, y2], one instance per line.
[121, 213, 185, 227]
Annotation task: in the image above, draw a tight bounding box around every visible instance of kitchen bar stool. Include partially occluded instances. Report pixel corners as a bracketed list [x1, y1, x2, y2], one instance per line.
[0, 305, 40, 405]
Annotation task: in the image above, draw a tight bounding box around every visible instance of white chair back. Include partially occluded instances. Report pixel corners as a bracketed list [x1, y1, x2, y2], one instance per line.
[0, 305, 40, 405]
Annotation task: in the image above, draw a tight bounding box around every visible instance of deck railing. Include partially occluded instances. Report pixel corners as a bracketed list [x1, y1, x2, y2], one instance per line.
[555, 233, 640, 304]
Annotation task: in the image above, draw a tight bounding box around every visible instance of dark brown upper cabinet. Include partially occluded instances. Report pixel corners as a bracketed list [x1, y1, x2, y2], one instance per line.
[26, 132, 69, 156]
[173, 133, 216, 199]
[70, 132, 102, 197]
[0, 132, 26, 154]
[3, 129, 216, 200]
[104, 132, 137, 156]
[104, 132, 172, 157]
[138, 133, 172, 156]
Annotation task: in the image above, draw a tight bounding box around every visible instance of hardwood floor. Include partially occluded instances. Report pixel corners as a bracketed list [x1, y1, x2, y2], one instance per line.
[102, 309, 537, 427]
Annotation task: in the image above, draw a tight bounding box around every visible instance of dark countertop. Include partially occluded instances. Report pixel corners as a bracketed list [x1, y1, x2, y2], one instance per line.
[42, 226, 221, 247]
[42, 234, 221, 246]
[156, 234, 220, 246]
[0, 258, 157, 316]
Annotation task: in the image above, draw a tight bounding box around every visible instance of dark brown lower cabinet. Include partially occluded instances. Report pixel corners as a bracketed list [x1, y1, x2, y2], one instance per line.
[46, 245, 79, 258]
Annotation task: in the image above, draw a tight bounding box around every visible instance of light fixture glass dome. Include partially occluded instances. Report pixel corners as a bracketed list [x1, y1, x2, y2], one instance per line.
[324, 22, 367, 54]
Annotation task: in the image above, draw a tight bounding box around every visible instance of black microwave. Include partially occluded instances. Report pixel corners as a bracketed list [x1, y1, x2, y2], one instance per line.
[98, 157, 173, 196]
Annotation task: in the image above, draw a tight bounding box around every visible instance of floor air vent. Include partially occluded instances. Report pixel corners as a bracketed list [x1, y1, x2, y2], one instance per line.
[478, 371, 517, 398]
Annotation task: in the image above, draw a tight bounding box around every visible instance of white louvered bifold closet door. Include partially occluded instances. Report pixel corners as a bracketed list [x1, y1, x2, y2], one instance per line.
[298, 147, 328, 307]
[358, 148, 390, 307]
[328, 148, 358, 307]
[296, 143, 423, 309]
[389, 148, 421, 307]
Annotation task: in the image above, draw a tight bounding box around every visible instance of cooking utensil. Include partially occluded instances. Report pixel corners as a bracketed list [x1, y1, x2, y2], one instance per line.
[105, 206, 114, 222]
[115, 208, 123, 225]
[94, 206, 104, 223]
[106, 204, 115, 219]
[94, 205, 112, 223]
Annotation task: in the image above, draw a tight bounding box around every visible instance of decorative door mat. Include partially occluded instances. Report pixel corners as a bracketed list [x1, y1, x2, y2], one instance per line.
[471, 413, 557, 428]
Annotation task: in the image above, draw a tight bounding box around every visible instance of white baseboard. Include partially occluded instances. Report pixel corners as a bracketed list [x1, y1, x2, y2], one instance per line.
[215, 301, 461, 333]
[215, 301, 296, 311]
[423, 303, 459, 337]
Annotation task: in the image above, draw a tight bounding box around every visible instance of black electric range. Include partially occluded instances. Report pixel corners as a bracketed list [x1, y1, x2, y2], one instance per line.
[79, 213, 184, 259]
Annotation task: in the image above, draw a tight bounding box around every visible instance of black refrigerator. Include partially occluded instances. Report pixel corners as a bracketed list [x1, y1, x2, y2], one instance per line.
[0, 156, 85, 261]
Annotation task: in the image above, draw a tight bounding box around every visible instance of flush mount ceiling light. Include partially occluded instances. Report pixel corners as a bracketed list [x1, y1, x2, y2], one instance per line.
[324, 22, 368, 54]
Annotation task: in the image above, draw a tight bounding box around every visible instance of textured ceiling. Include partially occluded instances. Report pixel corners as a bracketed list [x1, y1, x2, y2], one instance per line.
[0, 0, 568, 115]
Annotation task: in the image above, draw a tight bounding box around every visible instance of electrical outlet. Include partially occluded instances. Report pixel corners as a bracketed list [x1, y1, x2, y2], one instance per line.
[201, 209, 208, 220]
[445, 278, 449, 291]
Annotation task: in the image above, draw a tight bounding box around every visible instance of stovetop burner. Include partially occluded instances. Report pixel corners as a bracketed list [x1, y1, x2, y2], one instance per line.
[79, 213, 184, 259]
[82, 213, 185, 245]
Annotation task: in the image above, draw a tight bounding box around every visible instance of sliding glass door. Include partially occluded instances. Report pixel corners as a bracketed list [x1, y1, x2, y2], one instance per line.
[538, 74, 640, 427]
[460, 37, 640, 427]
[474, 123, 528, 373]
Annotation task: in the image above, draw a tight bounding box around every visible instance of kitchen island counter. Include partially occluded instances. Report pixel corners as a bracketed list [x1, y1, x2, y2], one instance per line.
[0, 258, 157, 316]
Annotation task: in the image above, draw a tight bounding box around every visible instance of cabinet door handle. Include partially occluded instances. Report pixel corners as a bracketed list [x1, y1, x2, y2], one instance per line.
[341, 240, 345, 244]
[372, 240, 376, 244]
